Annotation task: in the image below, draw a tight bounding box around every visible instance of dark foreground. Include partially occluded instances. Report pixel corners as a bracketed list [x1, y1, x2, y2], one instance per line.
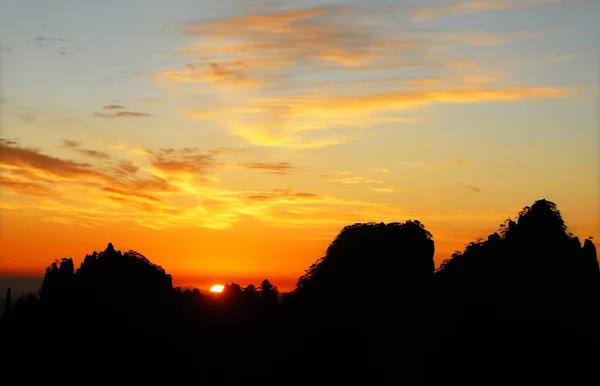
[2, 199, 599, 384]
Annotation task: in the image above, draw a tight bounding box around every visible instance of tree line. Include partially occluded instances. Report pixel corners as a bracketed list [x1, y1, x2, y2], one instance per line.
[1, 199, 599, 384]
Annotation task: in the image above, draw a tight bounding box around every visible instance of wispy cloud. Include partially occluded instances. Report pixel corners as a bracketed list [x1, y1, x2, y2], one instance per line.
[323, 171, 383, 184]
[460, 184, 482, 193]
[154, 5, 579, 149]
[0, 176, 52, 197]
[175, 6, 408, 78]
[1, 138, 528, 232]
[31, 36, 79, 45]
[154, 6, 434, 148]
[0, 140, 176, 202]
[237, 162, 294, 174]
[12, 110, 36, 124]
[94, 111, 153, 119]
[226, 86, 571, 148]
[374, 168, 390, 173]
[411, 0, 592, 22]
[158, 62, 260, 88]
[62, 140, 80, 149]
[445, 30, 544, 47]
[147, 147, 217, 181]
[78, 149, 111, 160]
[2, 140, 106, 182]
[413, 0, 514, 21]
[30, 36, 82, 56]
[61, 139, 111, 160]
[246, 189, 318, 202]
[103, 104, 125, 110]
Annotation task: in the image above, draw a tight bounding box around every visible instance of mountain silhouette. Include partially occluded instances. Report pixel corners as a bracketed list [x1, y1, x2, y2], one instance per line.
[1, 199, 598, 383]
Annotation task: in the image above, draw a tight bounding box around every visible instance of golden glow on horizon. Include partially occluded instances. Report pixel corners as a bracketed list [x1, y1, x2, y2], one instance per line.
[210, 284, 225, 293]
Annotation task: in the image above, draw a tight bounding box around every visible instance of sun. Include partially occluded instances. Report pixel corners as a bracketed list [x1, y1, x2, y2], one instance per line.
[210, 284, 224, 293]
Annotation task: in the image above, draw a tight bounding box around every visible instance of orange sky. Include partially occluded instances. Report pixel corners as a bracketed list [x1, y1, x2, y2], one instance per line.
[1, 0, 599, 292]
[1, 198, 597, 292]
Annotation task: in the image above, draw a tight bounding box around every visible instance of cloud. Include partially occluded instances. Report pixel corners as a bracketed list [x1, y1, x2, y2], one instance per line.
[114, 160, 140, 175]
[169, 6, 427, 82]
[411, 0, 591, 21]
[12, 110, 36, 124]
[323, 171, 383, 184]
[103, 104, 126, 110]
[157, 61, 260, 88]
[30, 36, 82, 55]
[175, 6, 408, 77]
[31, 36, 79, 45]
[130, 147, 150, 155]
[413, 0, 513, 21]
[237, 162, 294, 174]
[1, 140, 106, 182]
[211, 147, 254, 156]
[154, 5, 582, 149]
[94, 111, 153, 119]
[78, 149, 111, 159]
[101, 186, 162, 203]
[456, 159, 469, 165]
[60, 140, 111, 160]
[246, 189, 318, 202]
[0, 138, 19, 146]
[235, 86, 571, 148]
[227, 126, 355, 149]
[0, 139, 173, 202]
[460, 184, 482, 193]
[374, 168, 390, 173]
[147, 147, 217, 180]
[445, 31, 544, 47]
[550, 53, 580, 63]
[156, 6, 433, 147]
[275, 87, 571, 113]
[1, 138, 529, 233]
[0, 139, 324, 229]
[62, 140, 80, 149]
[0, 176, 52, 197]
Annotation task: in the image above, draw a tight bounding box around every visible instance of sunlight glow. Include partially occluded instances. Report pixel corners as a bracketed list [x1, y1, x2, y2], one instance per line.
[210, 284, 225, 293]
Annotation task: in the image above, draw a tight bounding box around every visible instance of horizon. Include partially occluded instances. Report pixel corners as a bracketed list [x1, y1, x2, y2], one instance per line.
[1, 202, 597, 295]
[1, 0, 599, 292]
[0, 264, 300, 294]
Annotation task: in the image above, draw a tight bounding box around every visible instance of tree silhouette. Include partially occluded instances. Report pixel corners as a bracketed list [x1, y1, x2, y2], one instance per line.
[243, 283, 259, 301]
[260, 279, 279, 305]
[292, 220, 434, 311]
[427, 199, 600, 383]
[279, 220, 436, 383]
[4, 287, 11, 315]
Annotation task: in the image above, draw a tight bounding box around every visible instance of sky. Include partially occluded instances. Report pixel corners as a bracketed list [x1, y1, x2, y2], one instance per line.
[1, 0, 599, 292]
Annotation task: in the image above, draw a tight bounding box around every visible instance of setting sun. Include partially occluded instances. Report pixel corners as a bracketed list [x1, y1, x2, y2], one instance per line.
[210, 284, 225, 293]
